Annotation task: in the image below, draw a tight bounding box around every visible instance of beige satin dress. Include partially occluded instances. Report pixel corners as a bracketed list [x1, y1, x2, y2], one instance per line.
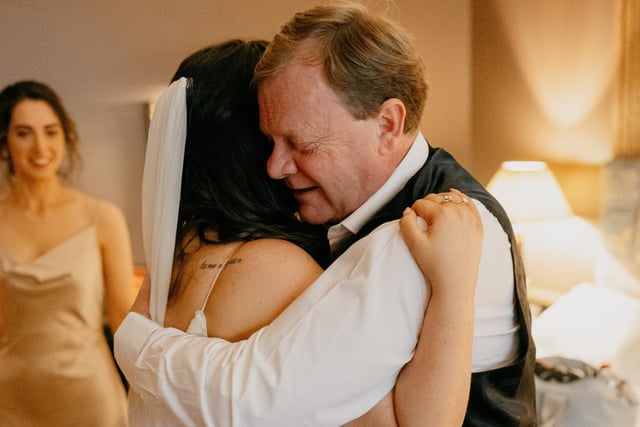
[0, 227, 127, 426]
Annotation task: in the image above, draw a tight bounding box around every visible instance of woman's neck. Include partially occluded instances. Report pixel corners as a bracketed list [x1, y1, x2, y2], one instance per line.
[9, 177, 67, 215]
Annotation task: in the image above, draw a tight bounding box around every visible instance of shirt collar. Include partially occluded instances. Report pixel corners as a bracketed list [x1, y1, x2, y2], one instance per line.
[329, 132, 429, 242]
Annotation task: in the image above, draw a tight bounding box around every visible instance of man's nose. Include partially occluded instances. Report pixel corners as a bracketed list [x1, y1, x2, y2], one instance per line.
[266, 142, 297, 179]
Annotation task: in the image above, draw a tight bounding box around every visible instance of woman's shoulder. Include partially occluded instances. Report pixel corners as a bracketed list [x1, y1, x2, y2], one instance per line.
[240, 237, 314, 252]
[72, 192, 128, 240]
[75, 193, 125, 224]
[239, 238, 320, 266]
[201, 238, 323, 341]
[73, 192, 121, 216]
[193, 238, 321, 270]
[223, 238, 323, 286]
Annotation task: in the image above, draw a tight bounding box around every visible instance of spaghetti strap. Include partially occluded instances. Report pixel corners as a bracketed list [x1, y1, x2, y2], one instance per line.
[198, 242, 244, 311]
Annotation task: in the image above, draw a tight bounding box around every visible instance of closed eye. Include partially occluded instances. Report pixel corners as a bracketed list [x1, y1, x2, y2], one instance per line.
[293, 140, 317, 155]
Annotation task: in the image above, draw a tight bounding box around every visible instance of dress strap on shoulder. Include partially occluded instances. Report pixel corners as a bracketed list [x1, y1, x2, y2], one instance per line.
[199, 241, 244, 311]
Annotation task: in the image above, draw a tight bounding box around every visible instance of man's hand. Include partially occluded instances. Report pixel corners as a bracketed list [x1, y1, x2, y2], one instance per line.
[130, 274, 152, 319]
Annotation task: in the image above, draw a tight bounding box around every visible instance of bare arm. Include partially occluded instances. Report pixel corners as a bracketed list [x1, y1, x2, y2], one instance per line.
[97, 200, 136, 332]
[348, 189, 482, 427]
[395, 190, 481, 427]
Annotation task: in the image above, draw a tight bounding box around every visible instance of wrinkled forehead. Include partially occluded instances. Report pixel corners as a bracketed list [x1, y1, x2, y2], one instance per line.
[258, 62, 343, 137]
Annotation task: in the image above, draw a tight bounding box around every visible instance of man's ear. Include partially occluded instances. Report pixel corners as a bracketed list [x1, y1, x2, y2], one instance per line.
[377, 98, 406, 155]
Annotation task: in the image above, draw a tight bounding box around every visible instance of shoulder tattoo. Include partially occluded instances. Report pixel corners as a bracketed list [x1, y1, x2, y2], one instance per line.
[199, 257, 242, 270]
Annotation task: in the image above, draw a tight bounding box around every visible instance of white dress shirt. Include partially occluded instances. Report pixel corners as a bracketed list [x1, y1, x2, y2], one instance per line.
[115, 133, 518, 426]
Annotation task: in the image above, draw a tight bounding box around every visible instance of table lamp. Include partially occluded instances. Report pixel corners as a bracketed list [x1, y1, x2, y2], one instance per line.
[487, 161, 576, 308]
[487, 161, 573, 223]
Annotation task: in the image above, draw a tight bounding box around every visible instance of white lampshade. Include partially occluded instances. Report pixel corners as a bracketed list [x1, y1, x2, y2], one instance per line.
[487, 161, 573, 222]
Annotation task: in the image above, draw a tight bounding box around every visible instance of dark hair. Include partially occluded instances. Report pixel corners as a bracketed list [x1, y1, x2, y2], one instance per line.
[0, 80, 81, 179]
[170, 39, 329, 276]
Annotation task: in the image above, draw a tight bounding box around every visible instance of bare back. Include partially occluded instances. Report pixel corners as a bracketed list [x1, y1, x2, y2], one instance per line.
[164, 238, 323, 342]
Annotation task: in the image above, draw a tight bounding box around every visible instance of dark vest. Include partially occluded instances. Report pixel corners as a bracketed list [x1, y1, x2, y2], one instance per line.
[346, 146, 537, 426]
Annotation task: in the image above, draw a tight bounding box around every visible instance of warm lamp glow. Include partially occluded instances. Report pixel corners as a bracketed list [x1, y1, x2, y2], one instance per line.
[487, 161, 573, 222]
[495, 1, 617, 128]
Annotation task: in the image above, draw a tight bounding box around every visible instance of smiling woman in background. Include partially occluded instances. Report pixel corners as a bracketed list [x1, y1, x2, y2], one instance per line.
[0, 80, 133, 426]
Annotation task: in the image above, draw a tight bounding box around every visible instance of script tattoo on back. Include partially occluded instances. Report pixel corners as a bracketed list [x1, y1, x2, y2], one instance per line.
[199, 257, 242, 270]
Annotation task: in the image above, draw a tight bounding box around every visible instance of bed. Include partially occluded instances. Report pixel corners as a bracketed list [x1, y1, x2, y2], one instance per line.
[531, 159, 640, 426]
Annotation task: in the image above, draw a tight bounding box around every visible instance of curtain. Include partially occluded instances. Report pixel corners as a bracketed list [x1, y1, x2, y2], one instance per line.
[615, 0, 640, 157]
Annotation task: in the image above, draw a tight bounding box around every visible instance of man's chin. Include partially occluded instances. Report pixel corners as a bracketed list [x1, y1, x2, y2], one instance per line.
[298, 205, 332, 225]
